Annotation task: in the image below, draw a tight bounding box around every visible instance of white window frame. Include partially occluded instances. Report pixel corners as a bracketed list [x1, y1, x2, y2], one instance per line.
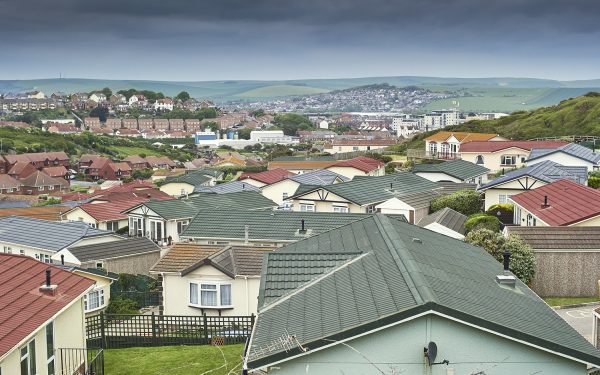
[106, 220, 119, 232]
[299, 204, 314, 212]
[84, 287, 106, 312]
[366, 205, 377, 214]
[149, 219, 164, 242]
[333, 205, 349, 213]
[46, 321, 55, 375]
[475, 155, 484, 165]
[129, 216, 143, 237]
[176, 220, 189, 235]
[189, 281, 233, 309]
[501, 155, 517, 166]
[499, 194, 507, 204]
[20, 339, 36, 375]
[3, 246, 11, 254]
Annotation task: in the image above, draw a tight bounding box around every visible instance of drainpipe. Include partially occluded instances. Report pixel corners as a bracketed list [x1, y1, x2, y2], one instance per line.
[244, 276, 249, 315]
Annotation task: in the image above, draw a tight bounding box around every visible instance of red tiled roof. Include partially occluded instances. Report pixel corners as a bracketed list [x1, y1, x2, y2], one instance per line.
[76, 198, 149, 221]
[42, 166, 68, 177]
[332, 156, 384, 173]
[107, 162, 132, 172]
[510, 179, 600, 226]
[89, 157, 110, 169]
[0, 174, 23, 189]
[239, 168, 295, 184]
[0, 254, 94, 357]
[459, 140, 569, 153]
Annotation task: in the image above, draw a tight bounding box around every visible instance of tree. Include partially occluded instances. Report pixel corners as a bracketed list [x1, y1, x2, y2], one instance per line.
[273, 113, 313, 136]
[464, 213, 501, 233]
[465, 229, 535, 284]
[175, 91, 191, 101]
[89, 106, 109, 122]
[203, 121, 220, 133]
[385, 164, 396, 174]
[101, 87, 112, 98]
[237, 128, 252, 140]
[430, 190, 482, 216]
[251, 109, 265, 117]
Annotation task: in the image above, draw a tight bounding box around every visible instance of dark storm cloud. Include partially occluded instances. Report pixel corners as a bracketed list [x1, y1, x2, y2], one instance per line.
[0, 0, 599, 80]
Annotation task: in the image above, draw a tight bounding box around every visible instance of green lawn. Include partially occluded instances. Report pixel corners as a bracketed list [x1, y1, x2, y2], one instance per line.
[106, 146, 163, 157]
[543, 297, 600, 307]
[104, 344, 244, 375]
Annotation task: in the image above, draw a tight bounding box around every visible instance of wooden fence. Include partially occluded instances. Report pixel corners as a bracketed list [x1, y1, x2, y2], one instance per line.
[86, 313, 254, 349]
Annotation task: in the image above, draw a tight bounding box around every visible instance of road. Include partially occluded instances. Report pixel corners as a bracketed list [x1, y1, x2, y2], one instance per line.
[555, 303, 600, 344]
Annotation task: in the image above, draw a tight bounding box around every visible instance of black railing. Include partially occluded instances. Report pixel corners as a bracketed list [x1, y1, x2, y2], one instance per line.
[58, 348, 104, 375]
[86, 313, 255, 349]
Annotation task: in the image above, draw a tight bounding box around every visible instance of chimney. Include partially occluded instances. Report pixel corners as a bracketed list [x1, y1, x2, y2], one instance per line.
[40, 268, 58, 296]
[299, 219, 307, 234]
[541, 195, 550, 208]
[496, 250, 516, 287]
[244, 225, 249, 244]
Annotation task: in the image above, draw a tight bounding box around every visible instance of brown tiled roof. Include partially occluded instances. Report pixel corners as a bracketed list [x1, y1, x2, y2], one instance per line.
[239, 168, 295, 185]
[0, 254, 94, 358]
[0, 174, 22, 189]
[505, 226, 600, 249]
[0, 206, 69, 221]
[42, 166, 68, 177]
[8, 161, 37, 179]
[150, 243, 223, 273]
[202, 246, 275, 277]
[21, 171, 67, 188]
[425, 131, 500, 143]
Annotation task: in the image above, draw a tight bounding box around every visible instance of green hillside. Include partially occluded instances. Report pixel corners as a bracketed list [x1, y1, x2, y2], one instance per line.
[402, 92, 600, 151]
[235, 84, 329, 98]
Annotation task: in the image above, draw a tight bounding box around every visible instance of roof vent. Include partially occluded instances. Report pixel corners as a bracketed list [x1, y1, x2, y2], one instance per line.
[541, 195, 550, 209]
[412, 237, 422, 244]
[40, 268, 58, 296]
[496, 250, 516, 287]
[299, 219, 307, 235]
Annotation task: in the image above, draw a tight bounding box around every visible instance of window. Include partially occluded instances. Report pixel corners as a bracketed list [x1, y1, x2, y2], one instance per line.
[96, 262, 104, 269]
[39, 186, 44, 191]
[299, 204, 314, 212]
[46, 322, 55, 375]
[84, 289, 105, 311]
[499, 195, 507, 204]
[129, 217, 143, 237]
[366, 205, 377, 214]
[189, 282, 232, 308]
[501, 155, 517, 165]
[333, 205, 348, 213]
[207, 241, 229, 245]
[7, 188, 12, 193]
[89, 222, 97, 229]
[20, 340, 36, 375]
[150, 220, 164, 242]
[475, 155, 484, 165]
[19, 250, 25, 255]
[106, 221, 119, 232]
[352, 146, 359, 151]
[177, 220, 189, 235]
[3, 246, 11, 254]
[48, 185, 54, 190]
[526, 213, 537, 227]
[282, 192, 289, 201]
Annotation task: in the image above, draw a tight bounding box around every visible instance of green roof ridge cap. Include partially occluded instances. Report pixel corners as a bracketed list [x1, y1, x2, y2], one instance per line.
[373, 214, 435, 305]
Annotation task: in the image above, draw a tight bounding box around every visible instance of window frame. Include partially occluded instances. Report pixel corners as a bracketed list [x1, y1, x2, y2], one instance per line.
[84, 287, 106, 312]
[299, 204, 315, 212]
[332, 205, 349, 213]
[501, 155, 517, 166]
[189, 281, 233, 309]
[46, 322, 55, 375]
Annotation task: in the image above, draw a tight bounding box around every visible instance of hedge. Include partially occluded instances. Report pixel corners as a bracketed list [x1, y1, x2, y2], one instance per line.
[430, 190, 482, 216]
[465, 214, 501, 233]
[589, 176, 600, 189]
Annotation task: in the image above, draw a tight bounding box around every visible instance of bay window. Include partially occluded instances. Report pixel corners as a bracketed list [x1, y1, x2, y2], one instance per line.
[84, 288, 105, 312]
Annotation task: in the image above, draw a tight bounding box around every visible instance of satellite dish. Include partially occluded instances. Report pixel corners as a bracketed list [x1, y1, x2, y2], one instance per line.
[426, 341, 437, 365]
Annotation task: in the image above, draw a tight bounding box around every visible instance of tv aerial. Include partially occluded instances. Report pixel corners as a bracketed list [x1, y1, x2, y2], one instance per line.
[424, 342, 450, 366]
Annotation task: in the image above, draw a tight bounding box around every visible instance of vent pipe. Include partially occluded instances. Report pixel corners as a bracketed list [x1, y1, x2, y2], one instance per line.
[60, 254, 65, 265]
[496, 250, 516, 287]
[502, 250, 510, 275]
[541, 195, 549, 208]
[45, 268, 51, 287]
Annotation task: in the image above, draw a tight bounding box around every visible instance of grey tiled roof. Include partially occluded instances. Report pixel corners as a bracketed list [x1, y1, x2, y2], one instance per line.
[528, 143, 600, 164]
[0, 216, 115, 252]
[478, 161, 588, 191]
[164, 171, 212, 186]
[67, 237, 161, 262]
[207, 246, 275, 277]
[248, 215, 600, 369]
[412, 159, 489, 180]
[193, 181, 260, 194]
[288, 169, 349, 185]
[505, 226, 600, 249]
[417, 207, 467, 235]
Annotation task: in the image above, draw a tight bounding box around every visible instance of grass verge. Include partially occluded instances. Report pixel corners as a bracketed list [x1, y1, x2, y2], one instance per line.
[104, 344, 244, 375]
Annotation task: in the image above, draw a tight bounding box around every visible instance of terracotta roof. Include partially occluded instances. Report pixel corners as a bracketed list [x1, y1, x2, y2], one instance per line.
[73, 198, 150, 221]
[239, 168, 295, 185]
[21, 171, 67, 188]
[89, 157, 110, 169]
[510, 179, 600, 226]
[425, 131, 500, 143]
[332, 156, 385, 173]
[150, 243, 223, 273]
[0, 254, 94, 358]
[459, 140, 568, 153]
[107, 162, 131, 172]
[268, 160, 336, 171]
[8, 161, 37, 178]
[146, 156, 175, 167]
[42, 166, 68, 177]
[79, 154, 102, 164]
[123, 155, 146, 164]
[0, 174, 22, 189]
[0, 206, 69, 221]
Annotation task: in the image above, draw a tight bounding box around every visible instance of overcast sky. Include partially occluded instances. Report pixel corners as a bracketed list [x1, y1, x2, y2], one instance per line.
[0, 0, 598, 81]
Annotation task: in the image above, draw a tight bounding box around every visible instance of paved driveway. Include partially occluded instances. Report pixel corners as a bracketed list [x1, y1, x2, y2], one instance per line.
[555, 303, 600, 344]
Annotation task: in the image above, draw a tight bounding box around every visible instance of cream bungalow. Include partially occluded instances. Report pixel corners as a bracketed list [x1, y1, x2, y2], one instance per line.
[324, 139, 397, 154]
[159, 170, 215, 197]
[459, 140, 568, 172]
[151, 243, 275, 316]
[510, 179, 600, 227]
[0, 254, 95, 375]
[260, 169, 348, 207]
[325, 156, 385, 179]
[477, 161, 588, 210]
[527, 143, 600, 172]
[424, 131, 504, 158]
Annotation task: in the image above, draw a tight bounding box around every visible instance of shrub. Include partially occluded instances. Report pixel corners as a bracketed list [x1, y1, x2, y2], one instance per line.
[487, 203, 514, 213]
[106, 296, 139, 315]
[589, 176, 600, 189]
[465, 228, 535, 284]
[430, 190, 482, 216]
[465, 214, 501, 233]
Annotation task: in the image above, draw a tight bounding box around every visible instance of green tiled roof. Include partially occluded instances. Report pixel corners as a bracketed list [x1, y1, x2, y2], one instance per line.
[290, 172, 440, 206]
[248, 214, 600, 369]
[180, 210, 405, 241]
[164, 171, 212, 186]
[412, 159, 490, 180]
[130, 192, 278, 220]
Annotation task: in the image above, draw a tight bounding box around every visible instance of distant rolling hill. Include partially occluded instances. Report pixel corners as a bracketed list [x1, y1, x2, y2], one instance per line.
[1, 76, 600, 111]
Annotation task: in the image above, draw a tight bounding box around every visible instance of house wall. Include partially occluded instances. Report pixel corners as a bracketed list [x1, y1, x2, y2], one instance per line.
[461, 147, 530, 172]
[242, 179, 267, 188]
[483, 178, 548, 210]
[326, 166, 369, 179]
[527, 153, 597, 172]
[513, 204, 600, 227]
[326, 144, 389, 154]
[415, 172, 463, 183]
[531, 249, 600, 297]
[289, 190, 366, 213]
[75, 272, 112, 316]
[261, 180, 300, 206]
[80, 252, 160, 276]
[161, 265, 261, 316]
[64, 208, 98, 227]
[423, 222, 464, 240]
[0, 297, 86, 375]
[160, 182, 194, 197]
[262, 314, 587, 374]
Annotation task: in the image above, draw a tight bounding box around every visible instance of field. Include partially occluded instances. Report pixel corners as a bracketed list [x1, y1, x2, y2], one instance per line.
[236, 84, 329, 98]
[104, 344, 244, 375]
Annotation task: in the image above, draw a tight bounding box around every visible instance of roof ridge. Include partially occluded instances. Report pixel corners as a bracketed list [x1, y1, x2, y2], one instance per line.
[372, 214, 435, 305]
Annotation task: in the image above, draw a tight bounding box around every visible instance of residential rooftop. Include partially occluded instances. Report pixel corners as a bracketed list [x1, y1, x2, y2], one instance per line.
[505, 226, 600, 249]
[478, 161, 588, 191]
[417, 207, 467, 235]
[66, 237, 161, 263]
[412, 159, 489, 180]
